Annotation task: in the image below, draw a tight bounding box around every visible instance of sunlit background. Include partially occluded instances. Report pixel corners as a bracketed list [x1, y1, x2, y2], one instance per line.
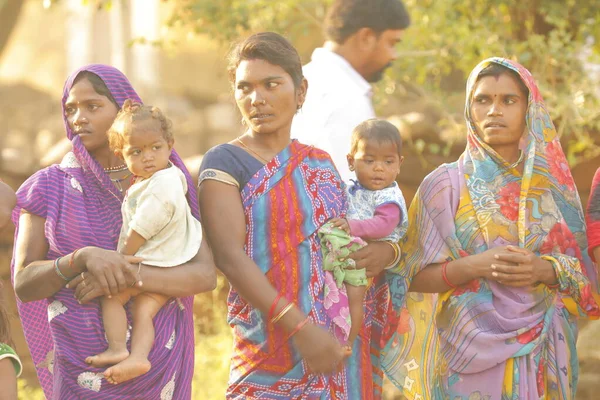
[1, 1, 599, 398]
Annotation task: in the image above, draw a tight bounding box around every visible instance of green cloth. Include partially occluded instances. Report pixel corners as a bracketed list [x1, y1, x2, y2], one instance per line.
[0, 342, 22, 377]
[319, 222, 368, 288]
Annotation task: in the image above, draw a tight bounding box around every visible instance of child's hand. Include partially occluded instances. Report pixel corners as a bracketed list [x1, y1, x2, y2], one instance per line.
[330, 217, 351, 234]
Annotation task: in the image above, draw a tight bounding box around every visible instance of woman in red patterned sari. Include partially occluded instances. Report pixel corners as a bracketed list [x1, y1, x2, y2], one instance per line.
[198, 32, 400, 399]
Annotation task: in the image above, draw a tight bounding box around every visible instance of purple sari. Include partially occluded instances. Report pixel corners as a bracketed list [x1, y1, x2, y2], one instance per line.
[11, 65, 197, 399]
[382, 58, 599, 399]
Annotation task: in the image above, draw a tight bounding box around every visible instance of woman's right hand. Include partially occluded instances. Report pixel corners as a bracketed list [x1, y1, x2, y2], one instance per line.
[467, 246, 516, 280]
[292, 322, 345, 374]
[75, 247, 142, 297]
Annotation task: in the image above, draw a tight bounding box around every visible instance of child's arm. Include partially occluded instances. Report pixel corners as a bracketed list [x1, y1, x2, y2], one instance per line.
[329, 217, 351, 233]
[348, 203, 401, 240]
[126, 188, 174, 256]
[121, 229, 147, 256]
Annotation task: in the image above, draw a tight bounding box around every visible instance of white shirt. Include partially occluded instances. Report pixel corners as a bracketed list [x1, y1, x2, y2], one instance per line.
[119, 165, 202, 267]
[291, 47, 375, 181]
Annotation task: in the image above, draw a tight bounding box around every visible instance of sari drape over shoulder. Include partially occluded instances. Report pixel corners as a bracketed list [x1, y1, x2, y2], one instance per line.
[383, 58, 599, 400]
[11, 65, 198, 400]
[201, 141, 400, 399]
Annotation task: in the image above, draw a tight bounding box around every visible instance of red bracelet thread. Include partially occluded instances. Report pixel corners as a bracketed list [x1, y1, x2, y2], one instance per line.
[287, 317, 310, 339]
[441, 261, 457, 288]
[68, 249, 80, 274]
[546, 282, 559, 289]
[268, 293, 283, 320]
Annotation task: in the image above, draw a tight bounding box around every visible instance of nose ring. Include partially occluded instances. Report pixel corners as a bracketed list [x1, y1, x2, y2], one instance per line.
[259, 100, 266, 105]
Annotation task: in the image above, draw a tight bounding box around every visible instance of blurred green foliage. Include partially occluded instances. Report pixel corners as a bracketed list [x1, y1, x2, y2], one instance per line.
[166, 0, 331, 42]
[166, 0, 600, 164]
[390, 0, 600, 165]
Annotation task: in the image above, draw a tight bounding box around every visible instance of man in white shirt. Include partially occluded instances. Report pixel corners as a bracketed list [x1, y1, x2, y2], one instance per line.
[292, 0, 410, 181]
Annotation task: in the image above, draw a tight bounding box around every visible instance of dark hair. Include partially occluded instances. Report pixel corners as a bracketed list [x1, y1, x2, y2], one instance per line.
[108, 99, 173, 152]
[227, 32, 304, 88]
[349, 118, 403, 156]
[476, 63, 530, 99]
[73, 71, 119, 108]
[325, 0, 411, 44]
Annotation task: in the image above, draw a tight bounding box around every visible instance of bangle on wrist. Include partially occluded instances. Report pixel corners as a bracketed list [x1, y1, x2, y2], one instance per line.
[271, 302, 293, 324]
[441, 260, 457, 288]
[54, 257, 71, 282]
[130, 262, 142, 287]
[288, 317, 310, 339]
[68, 249, 80, 274]
[268, 293, 283, 320]
[384, 241, 402, 270]
[540, 255, 560, 290]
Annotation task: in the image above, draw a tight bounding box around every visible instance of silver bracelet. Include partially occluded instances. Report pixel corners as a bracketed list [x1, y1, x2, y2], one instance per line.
[54, 257, 70, 281]
[130, 262, 142, 287]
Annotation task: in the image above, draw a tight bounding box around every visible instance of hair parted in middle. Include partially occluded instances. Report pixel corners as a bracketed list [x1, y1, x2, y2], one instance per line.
[475, 62, 530, 99]
[73, 71, 119, 109]
[349, 118, 403, 157]
[108, 99, 174, 152]
[227, 31, 304, 88]
[325, 0, 411, 44]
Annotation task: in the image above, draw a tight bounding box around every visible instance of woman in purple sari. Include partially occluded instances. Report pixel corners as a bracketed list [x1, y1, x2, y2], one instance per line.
[11, 65, 216, 400]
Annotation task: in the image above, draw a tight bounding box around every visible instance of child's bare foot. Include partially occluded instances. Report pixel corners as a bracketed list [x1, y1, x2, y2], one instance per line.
[104, 356, 151, 384]
[85, 348, 129, 368]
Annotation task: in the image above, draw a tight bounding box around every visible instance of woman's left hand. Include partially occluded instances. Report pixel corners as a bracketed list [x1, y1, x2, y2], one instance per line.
[491, 245, 556, 287]
[349, 241, 394, 278]
[68, 260, 142, 304]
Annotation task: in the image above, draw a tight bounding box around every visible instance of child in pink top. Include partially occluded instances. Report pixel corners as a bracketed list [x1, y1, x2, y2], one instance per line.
[320, 119, 408, 354]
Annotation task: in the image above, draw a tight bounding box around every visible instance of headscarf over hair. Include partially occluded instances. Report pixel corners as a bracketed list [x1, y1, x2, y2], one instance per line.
[61, 64, 198, 216]
[382, 58, 598, 399]
[463, 58, 596, 287]
[11, 65, 197, 399]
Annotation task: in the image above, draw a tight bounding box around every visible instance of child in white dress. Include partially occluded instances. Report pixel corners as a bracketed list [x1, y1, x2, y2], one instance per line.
[85, 100, 202, 384]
